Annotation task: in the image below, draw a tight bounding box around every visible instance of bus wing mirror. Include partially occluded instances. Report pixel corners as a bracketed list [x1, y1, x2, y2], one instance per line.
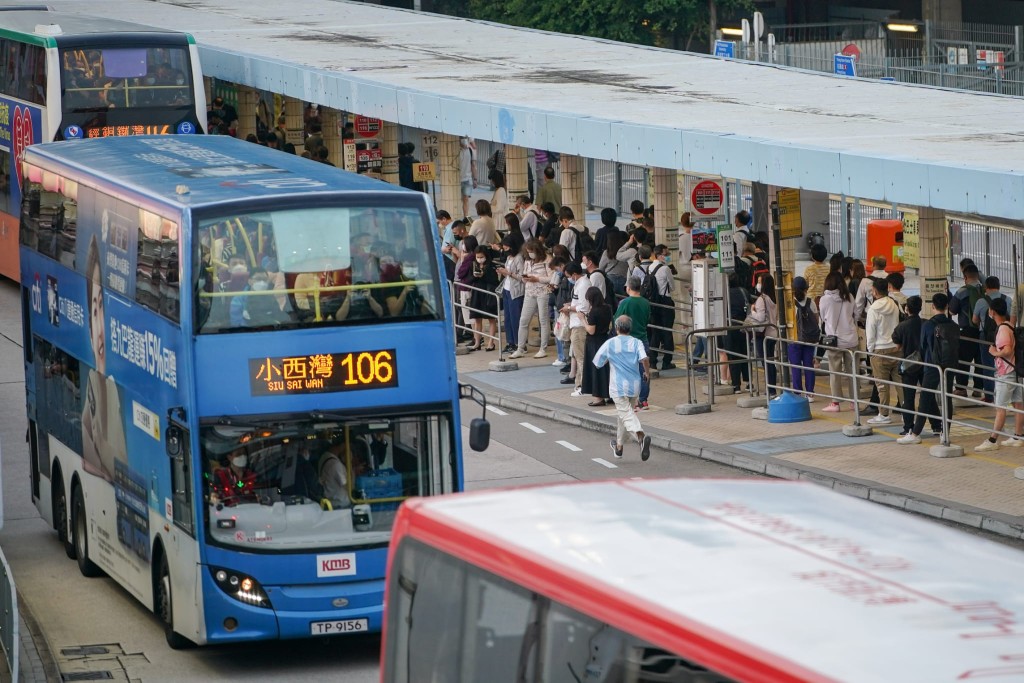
[468, 418, 490, 452]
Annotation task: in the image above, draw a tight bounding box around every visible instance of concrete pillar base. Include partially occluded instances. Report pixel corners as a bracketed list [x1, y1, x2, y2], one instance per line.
[751, 406, 769, 420]
[702, 384, 737, 396]
[930, 444, 965, 458]
[737, 396, 768, 408]
[843, 424, 874, 437]
[489, 360, 518, 372]
[676, 403, 712, 415]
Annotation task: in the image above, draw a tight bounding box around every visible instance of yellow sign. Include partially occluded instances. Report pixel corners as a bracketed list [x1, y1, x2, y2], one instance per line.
[777, 189, 802, 240]
[902, 212, 919, 269]
[412, 162, 436, 182]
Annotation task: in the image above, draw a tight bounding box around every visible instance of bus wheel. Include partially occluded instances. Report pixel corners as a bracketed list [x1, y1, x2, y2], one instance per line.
[53, 475, 74, 560]
[157, 554, 191, 650]
[71, 486, 102, 578]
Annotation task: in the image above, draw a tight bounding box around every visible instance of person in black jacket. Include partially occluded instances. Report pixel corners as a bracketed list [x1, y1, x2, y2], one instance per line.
[891, 295, 930, 438]
[898, 293, 955, 444]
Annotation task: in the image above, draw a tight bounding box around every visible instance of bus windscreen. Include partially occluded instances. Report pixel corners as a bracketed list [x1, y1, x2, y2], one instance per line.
[195, 205, 441, 332]
[61, 46, 194, 111]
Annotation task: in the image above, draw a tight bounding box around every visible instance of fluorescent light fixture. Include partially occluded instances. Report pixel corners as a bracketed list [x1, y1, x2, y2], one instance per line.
[886, 23, 919, 33]
[720, 27, 744, 36]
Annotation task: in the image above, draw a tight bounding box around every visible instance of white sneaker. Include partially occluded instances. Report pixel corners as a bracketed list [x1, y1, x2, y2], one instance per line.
[508, 349, 526, 359]
[570, 387, 583, 397]
[975, 439, 1000, 452]
[533, 349, 548, 358]
[1000, 437, 1023, 447]
[804, 394, 815, 403]
[896, 433, 921, 445]
[551, 360, 565, 366]
[867, 415, 892, 425]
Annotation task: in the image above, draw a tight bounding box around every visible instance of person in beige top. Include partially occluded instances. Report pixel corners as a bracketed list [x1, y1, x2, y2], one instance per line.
[469, 199, 499, 247]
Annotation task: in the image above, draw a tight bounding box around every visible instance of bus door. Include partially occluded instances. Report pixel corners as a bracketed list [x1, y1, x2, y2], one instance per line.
[163, 409, 201, 640]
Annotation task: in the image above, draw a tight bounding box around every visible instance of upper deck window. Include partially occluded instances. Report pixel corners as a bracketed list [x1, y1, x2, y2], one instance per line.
[60, 45, 194, 111]
[194, 204, 441, 334]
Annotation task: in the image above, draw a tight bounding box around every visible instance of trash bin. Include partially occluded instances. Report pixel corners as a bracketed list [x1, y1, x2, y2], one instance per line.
[865, 219, 905, 273]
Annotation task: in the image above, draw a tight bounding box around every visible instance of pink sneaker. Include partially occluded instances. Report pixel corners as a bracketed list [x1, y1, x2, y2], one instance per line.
[821, 402, 841, 413]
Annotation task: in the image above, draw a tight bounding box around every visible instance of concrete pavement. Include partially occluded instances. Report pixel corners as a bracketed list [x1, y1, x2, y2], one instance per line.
[458, 338, 1024, 540]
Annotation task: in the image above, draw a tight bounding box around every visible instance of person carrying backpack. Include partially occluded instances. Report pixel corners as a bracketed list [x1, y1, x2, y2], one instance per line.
[948, 264, 985, 397]
[976, 297, 1024, 451]
[789, 277, 819, 399]
[645, 245, 677, 370]
[892, 295, 926, 438]
[898, 293, 958, 445]
[972, 276, 1011, 402]
[557, 206, 587, 263]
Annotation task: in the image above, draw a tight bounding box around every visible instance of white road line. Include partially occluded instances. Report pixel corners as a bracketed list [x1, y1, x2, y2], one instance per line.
[592, 458, 618, 469]
[556, 440, 582, 452]
[630, 476, 643, 480]
[519, 422, 545, 434]
[485, 406, 508, 416]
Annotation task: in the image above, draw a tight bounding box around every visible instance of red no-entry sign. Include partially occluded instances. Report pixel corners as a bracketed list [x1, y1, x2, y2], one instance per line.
[691, 180, 724, 216]
[354, 115, 382, 138]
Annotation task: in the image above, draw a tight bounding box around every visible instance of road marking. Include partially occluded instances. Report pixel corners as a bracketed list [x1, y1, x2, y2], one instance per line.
[486, 406, 508, 416]
[630, 476, 643, 480]
[556, 440, 582, 452]
[592, 458, 618, 469]
[519, 422, 545, 434]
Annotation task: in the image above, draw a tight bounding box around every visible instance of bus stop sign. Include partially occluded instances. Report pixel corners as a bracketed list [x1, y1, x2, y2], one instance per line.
[691, 180, 724, 217]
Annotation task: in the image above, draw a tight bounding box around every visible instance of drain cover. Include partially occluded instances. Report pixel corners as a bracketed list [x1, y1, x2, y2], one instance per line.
[62, 673, 114, 681]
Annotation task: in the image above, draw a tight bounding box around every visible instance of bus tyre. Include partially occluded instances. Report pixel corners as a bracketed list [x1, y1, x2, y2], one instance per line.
[71, 486, 102, 578]
[54, 475, 74, 560]
[157, 554, 191, 650]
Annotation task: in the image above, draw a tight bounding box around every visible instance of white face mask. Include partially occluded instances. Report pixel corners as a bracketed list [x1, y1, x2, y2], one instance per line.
[231, 455, 248, 469]
[755, 283, 762, 293]
[403, 264, 419, 278]
[527, 251, 537, 260]
[230, 264, 248, 276]
[251, 280, 269, 291]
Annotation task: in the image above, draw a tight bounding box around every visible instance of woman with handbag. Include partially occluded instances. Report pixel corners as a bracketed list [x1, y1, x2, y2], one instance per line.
[467, 246, 499, 351]
[819, 271, 859, 412]
[496, 232, 525, 353]
[509, 240, 552, 359]
[747, 273, 779, 398]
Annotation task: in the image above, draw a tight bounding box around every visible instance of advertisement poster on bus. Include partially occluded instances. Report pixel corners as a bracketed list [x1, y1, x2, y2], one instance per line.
[0, 96, 42, 214]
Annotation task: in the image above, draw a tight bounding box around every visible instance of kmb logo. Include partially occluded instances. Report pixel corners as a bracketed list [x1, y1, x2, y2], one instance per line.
[317, 552, 356, 578]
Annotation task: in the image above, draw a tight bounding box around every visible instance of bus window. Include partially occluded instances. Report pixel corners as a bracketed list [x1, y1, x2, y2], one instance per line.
[194, 205, 440, 333]
[201, 414, 454, 551]
[60, 46, 194, 112]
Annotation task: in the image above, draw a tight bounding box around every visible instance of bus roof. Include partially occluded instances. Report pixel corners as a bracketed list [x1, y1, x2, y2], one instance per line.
[400, 479, 1024, 682]
[26, 136, 413, 211]
[0, 9, 191, 45]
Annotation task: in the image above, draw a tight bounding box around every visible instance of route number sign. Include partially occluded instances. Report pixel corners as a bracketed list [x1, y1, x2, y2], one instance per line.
[691, 180, 724, 217]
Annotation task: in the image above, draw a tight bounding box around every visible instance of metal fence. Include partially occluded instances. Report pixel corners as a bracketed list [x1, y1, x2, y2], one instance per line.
[0, 547, 18, 683]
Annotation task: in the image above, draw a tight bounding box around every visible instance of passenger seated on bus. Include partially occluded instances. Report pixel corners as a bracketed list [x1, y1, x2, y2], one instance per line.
[280, 443, 322, 502]
[385, 249, 432, 317]
[350, 233, 380, 283]
[230, 268, 289, 327]
[335, 281, 384, 321]
[293, 269, 346, 320]
[211, 448, 259, 506]
[318, 438, 370, 510]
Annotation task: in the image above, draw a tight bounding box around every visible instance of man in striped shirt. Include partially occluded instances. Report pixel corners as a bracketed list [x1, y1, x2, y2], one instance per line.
[593, 315, 653, 462]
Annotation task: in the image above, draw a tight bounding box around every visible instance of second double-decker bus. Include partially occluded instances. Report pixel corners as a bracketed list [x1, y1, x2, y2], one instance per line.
[1, 7, 206, 280]
[384, 479, 1024, 682]
[21, 134, 487, 647]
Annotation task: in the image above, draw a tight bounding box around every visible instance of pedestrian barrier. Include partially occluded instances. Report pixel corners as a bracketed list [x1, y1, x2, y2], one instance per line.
[680, 322, 774, 406]
[0, 546, 18, 682]
[451, 281, 505, 361]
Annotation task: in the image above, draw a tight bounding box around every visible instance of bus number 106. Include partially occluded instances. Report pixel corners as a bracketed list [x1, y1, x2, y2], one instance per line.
[341, 350, 395, 386]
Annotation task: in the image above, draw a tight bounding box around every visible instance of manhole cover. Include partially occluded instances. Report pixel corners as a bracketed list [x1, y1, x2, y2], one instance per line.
[62, 673, 114, 681]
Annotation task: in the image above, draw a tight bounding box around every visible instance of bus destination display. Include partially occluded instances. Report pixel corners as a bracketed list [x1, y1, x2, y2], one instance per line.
[249, 350, 397, 396]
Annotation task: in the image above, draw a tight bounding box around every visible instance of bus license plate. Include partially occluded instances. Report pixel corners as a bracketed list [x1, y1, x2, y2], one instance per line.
[310, 618, 368, 636]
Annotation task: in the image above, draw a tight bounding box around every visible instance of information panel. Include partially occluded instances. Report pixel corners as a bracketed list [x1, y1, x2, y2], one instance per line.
[249, 350, 398, 396]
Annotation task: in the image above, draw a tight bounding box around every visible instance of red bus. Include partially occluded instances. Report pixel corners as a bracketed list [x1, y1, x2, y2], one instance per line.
[382, 478, 1024, 682]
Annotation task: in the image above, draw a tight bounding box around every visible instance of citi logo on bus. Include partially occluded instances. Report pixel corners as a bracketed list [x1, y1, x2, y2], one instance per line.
[317, 553, 356, 578]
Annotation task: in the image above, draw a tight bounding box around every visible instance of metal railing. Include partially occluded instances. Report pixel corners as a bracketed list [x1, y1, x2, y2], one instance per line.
[0, 547, 18, 682]
[452, 280, 505, 360]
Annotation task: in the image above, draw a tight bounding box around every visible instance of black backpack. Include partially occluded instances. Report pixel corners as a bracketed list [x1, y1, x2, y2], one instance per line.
[640, 263, 671, 323]
[888, 296, 908, 323]
[949, 283, 983, 331]
[571, 225, 595, 262]
[593, 269, 618, 309]
[980, 295, 1004, 342]
[932, 321, 961, 369]
[795, 299, 820, 344]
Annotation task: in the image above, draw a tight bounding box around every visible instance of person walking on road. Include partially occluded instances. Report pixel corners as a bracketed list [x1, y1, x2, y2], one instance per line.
[593, 315, 653, 462]
[614, 276, 652, 411]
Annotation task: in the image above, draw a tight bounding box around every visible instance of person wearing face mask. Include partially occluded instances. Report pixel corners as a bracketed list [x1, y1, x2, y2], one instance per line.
[231, 268, 288, 327]
[496, 232, 526, 353]
[509, 240, 552, 359]
[746, 273, 779, 399]
[385, 249, 433, 318]
[337, 280, 384, 321]
[212, 448, 259, 506]
[467, 247, 500, 351]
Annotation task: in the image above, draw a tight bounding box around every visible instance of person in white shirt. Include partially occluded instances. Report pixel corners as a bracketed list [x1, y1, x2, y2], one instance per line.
[489, 171, 508, 218]
[516, 195, 540, 241]
[557, 206, 582, 259]
[865, 277, 902, 424]
[648, 244, 677, 370]
[854, 255, 889, 324]
[559, 263, 591, 395]
[458, 136, 477, 218]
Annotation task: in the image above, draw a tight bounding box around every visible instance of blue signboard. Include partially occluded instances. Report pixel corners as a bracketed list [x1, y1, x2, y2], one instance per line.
[714, 40, 736, 59]
[834, 54, 857, 78]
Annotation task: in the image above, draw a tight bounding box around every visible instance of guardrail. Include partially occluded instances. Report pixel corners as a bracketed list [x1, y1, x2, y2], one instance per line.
[0, 546, 18, 682]
[451, 280, 505, 361]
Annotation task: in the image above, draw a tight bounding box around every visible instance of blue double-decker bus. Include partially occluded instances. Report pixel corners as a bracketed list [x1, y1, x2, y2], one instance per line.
[19, 135, 488, 647]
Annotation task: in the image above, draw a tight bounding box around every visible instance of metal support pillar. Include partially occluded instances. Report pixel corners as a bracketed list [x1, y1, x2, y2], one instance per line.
[918, 207, 949, 317]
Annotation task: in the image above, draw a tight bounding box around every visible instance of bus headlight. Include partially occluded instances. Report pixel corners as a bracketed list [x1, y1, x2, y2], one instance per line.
[209, 566, 273, 609]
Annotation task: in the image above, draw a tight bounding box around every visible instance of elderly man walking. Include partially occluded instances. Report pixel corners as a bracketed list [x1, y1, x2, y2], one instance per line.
[593, 315, 653, 461]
